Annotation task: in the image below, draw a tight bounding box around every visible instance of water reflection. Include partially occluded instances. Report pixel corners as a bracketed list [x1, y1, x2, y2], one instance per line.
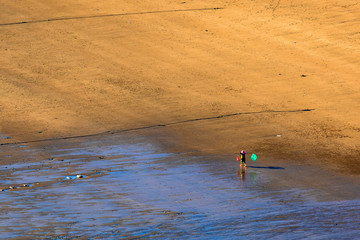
[237, 168, 258, 183]
[237, 167, 246, 181]
[0, 135, 359, 239]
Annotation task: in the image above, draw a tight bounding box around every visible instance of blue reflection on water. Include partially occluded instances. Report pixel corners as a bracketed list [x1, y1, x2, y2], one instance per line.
[0, 135, 359, 239]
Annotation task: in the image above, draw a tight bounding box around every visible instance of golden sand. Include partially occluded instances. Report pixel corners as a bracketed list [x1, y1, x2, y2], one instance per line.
[1, 0, 359, 173]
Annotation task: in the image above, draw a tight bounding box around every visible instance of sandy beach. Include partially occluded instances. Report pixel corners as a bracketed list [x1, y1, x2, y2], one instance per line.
[1, 0, 359, 173]
[0, 0, 360, 238]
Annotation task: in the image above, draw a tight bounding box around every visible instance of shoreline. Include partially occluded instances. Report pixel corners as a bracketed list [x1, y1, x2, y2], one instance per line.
[1, 131, 359, 238]
[1, 0, 359, 191]
[1, 126, 359, 202]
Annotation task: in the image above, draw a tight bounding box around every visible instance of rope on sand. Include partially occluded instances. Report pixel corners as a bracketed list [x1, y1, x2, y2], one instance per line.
[0, 8, 223, 26]
[0, 108, 314, 146]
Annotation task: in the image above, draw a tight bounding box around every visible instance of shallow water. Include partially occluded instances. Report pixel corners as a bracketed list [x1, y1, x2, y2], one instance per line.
[0, 135, 359, 239]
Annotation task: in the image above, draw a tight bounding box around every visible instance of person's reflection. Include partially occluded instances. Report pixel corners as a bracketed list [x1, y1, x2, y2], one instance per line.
[237, 168, 258, 183]
[236, 167, 246, 181]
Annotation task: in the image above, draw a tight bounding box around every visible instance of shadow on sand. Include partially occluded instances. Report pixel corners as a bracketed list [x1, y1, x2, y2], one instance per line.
[247, 166, 285, 170]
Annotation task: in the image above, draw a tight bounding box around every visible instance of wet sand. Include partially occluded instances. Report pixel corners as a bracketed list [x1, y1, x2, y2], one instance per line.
[1, 133, 359, 239]
[0, 0, 360, 238]
[1, 0, 359, 173]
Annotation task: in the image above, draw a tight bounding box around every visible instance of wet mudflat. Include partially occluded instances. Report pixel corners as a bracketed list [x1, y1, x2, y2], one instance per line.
[0, 134, 359, 239]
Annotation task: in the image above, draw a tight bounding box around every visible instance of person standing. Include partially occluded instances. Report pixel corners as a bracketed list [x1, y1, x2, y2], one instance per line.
[237, 150, 246, 168]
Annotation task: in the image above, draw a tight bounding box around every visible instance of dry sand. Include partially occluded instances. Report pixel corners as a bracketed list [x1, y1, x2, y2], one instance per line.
[1, 0, 359, 177]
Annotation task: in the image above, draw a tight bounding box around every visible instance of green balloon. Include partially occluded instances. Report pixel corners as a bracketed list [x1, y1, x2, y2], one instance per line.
[251, 154, 257, 161]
